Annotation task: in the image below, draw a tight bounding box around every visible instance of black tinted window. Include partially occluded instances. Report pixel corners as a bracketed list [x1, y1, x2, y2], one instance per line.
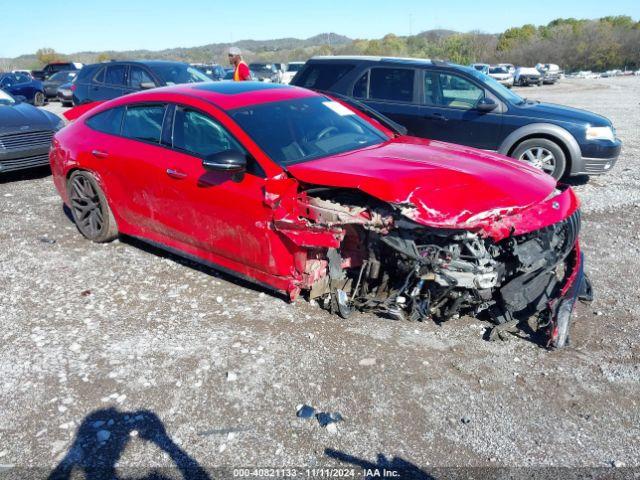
[172, 107, 242, 157]
[86, 107, 125, 135]
[93, 67, 105, 83]
[293, 64, 354, 90]
[122, 105, 166, 143]
[369, 68, 415, 102]
[105, 65, 126, 85]
[353, 72, 368, 98]
[129, 67, 155, 89]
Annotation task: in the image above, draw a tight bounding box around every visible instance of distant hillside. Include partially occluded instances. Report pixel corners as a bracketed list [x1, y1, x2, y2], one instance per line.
[2, 17, 639, 72]
[0, 33, 352, 70]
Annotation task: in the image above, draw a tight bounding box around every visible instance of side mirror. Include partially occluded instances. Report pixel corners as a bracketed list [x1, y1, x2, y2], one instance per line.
[139, 82, 156, 90]
[476, 97, 498, 112]
[202, 150, 247, 173]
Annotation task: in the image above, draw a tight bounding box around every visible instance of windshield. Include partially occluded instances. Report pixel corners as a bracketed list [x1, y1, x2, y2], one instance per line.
[230, 96, 388, 166]
[465, 67, 524, 105]
[152, 65, 211, 85]
[0, 90, 16, 106]
[489, 67, 508, 74]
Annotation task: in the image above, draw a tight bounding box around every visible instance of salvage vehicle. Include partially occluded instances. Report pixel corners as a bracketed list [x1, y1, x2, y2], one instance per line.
[514, 67, 543, 86]
[291, 56, 622, 179]
[0, 90, 64, 173]
[470, 63, 490, 75]
[536, 64, 560, 84]
[0, 72, 46, 106]
[72, 60, 211, 105]
[50, 82, 589, 348]
[488, 65, 513, 88]
[32, 62, 82, 81]
[249, 63, 280, 83]
[43, 70, 77, 100]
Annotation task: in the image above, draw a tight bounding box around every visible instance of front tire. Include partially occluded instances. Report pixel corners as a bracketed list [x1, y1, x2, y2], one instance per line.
[67, 171, 118, 242]
[512, 138, 567, 180]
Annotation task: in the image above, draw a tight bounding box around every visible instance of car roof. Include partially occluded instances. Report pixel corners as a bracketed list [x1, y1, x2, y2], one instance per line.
[113, 81, 320, 110]
[86, 60, 189, 69]
[309, 55, 440, 66]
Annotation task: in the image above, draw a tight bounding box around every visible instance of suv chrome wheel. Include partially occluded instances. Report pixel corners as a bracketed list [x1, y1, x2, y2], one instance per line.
[519, 147, 556, 174]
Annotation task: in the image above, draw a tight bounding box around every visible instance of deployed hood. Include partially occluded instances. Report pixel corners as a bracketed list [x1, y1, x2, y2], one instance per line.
[287, 137, 577, 239]
[0, 102, 59, 134]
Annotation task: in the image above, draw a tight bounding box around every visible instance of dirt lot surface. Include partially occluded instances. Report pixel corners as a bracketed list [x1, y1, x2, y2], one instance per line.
[1, 78, 639, 477]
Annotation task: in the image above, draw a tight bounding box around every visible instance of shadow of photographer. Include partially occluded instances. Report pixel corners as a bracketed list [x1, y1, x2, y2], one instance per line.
[48, 407, 210, 480]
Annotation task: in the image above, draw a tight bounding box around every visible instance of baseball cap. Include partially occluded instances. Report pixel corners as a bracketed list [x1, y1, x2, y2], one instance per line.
[228, 47, 242, 56]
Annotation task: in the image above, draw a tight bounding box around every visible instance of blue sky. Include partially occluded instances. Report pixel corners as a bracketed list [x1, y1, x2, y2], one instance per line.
[1, 0, 638, 58]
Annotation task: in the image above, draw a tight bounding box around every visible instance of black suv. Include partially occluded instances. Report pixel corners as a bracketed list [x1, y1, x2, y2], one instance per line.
[72, 60, 211, 106]
[291, 56, 621, 179]
[32, 62, 82, 81]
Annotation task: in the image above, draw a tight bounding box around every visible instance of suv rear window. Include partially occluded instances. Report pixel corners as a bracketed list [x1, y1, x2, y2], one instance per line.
[292, 63, 354, 90]
[369, 68, 415, 102]
[105, 65, 126, 85]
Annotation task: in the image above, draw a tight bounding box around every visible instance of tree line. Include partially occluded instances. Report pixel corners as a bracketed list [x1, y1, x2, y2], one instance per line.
[6, 16, 639, 72]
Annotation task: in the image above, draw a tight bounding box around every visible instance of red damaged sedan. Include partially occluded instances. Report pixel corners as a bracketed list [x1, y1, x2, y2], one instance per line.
[50, 82, 589, 348]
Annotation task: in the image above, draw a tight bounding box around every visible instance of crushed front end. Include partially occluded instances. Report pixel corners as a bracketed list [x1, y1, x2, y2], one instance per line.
[272, 183, 589, 349]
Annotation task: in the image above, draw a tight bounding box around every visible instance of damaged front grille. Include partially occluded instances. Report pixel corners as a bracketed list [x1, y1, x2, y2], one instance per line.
[498, 209, 580, 316]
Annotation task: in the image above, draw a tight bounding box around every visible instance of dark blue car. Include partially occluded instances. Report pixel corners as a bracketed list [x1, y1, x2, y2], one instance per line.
[0, 72, 46, 106]
[72, 60, 211, 106]
[291, 56, 622, 179]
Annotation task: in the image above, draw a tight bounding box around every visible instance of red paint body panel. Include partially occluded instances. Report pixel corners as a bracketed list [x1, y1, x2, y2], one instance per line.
[288, 136, 575, 240]
[50, 83, 582, 296]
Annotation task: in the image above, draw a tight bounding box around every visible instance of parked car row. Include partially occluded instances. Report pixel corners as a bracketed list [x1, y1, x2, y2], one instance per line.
[471, 62, 562, 88]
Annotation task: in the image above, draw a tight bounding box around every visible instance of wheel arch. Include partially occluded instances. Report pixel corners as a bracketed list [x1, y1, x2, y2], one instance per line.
[65, 167, 122, 227]
[498, 123, 581, 175]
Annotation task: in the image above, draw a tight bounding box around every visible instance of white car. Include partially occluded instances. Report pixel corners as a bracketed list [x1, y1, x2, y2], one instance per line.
[281, 62, 305, 85]
[514, 67, 542, 86]
[488, 65, 514, 88]
[498, 63, 516, 75]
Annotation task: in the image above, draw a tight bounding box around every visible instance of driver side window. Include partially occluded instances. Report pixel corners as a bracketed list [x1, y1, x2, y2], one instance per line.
[427, 73, 484, 110]
[171, 107, 265, 177]
[172, 107, 242, 157]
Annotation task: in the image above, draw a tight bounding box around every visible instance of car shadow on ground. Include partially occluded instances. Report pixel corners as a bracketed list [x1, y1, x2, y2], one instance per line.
[324, 448, 434, 480]
[563, 174, 591, 187]
[60, 203, 288, 301]
[48, 407, 210, 480]
[0, 165, 51, 184]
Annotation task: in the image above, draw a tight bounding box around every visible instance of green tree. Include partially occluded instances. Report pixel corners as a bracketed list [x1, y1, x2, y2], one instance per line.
[36, 48, 63, 65]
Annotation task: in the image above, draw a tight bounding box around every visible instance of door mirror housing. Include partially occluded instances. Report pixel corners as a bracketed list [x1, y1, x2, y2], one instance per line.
[476, 97, 498, 112]
[202, 150, 247, 173]
[139, 82, 156, 90]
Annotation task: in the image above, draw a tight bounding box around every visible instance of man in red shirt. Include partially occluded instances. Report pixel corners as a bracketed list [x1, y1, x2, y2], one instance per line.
[228, 47, 251, 81]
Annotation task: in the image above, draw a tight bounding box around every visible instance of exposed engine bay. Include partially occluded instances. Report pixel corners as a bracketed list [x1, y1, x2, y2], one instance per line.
[288, 187, 585, 348]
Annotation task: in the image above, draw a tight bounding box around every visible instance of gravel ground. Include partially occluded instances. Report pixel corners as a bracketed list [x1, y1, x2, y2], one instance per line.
[0, 78, 639, 477]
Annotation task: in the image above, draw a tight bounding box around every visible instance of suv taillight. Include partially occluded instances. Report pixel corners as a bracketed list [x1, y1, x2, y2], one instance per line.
[71, 84, 76, 92]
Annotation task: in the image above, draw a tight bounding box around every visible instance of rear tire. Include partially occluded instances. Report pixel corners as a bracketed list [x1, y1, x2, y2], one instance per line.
[67, 171, 118, 242]
[512, 138, 567, 180]
[33, 91, 45, 106]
